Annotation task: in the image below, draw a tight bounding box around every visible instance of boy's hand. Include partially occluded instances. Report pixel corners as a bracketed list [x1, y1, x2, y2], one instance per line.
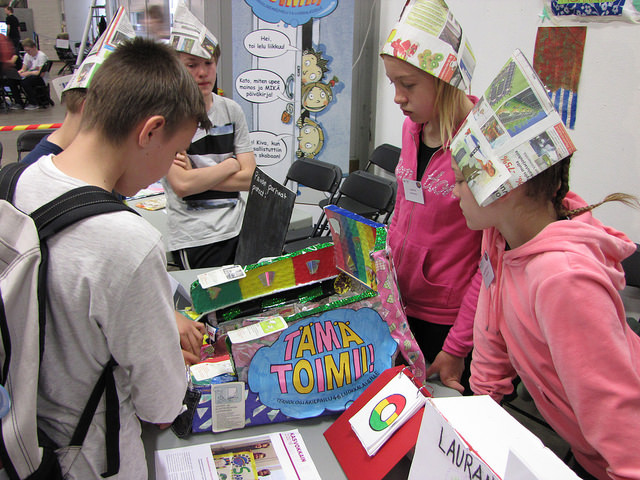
[174, 311, 205, 365]
[173, 152, 192, 170]
[425, 350, 465, 394]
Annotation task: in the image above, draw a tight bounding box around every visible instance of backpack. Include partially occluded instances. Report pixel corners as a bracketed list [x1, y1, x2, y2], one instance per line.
[0, 162, 137, 479]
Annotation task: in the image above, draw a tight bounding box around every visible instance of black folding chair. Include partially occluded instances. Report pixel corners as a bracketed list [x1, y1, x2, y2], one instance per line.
[283, 158, 342, 244]
[33, 60, 55, 108]
[16, 129, 55, 162]
[365, 143, 401, 175]
[284, 170, 396, 254]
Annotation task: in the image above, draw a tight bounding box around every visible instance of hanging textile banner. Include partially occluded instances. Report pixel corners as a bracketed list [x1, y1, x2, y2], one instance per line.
[533, 26, 586, 129]
[544, 0, 640, 23]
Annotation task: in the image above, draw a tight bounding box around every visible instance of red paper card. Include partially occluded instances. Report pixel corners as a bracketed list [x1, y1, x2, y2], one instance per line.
[324, 366, 429, 480]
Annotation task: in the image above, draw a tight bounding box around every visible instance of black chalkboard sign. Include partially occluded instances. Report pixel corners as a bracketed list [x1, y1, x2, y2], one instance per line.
[234, 167, 296, 266]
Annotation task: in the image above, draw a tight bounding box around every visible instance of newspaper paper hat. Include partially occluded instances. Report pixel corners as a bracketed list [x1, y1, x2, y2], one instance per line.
[170, 1, 218, 60]
[63, 7, 135, 93]
[380, 0, 475, 91]
[450, 49, 577, 207]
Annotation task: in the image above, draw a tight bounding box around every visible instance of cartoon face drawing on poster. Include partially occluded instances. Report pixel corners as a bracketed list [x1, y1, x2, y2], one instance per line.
[296, 117, 325, 159]
[301, 81, 335, 114]
[301, 48, 328, 85]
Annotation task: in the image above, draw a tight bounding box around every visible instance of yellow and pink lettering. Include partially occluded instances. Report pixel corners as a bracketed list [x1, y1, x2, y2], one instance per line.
[270, 363, 293, 393]
[295, 324, 317, 358]
[314, 320, 341, 353]
[336, 321, 364, 348]
[324, 351, 351, 390]
[292, 359, 314, 394]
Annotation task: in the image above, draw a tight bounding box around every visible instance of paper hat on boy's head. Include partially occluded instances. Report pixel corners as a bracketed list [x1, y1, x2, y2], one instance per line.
[170, 1, 219, 60]
[450, 49, 577, 207]
[63, 6, 135, 93]
[380, 0, 475, 91]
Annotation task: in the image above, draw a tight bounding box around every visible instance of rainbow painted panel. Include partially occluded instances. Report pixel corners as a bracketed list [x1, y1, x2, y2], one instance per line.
[191, 243, 338, 314]
[325, 205, 387, 291]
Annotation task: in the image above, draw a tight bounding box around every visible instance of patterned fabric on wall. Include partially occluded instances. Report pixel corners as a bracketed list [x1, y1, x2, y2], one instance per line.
[533, 26, 587, 129]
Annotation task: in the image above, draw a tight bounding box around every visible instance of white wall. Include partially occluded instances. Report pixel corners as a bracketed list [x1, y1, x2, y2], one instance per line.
[374, 0, 640, 244]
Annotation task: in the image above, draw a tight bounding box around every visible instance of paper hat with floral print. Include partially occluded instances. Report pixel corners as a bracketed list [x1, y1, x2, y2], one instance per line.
[63, 6, 135, 93]
[380, 0, 475, 91]
[170, 1, 219, 60]
[450, 49, 576, 207]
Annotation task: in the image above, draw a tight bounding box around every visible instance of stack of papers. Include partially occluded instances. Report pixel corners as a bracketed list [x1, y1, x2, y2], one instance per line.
[348, 371, 427, 456]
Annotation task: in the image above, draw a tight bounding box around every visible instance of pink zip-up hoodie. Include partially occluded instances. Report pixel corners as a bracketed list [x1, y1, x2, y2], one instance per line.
[388, 105, 482, 357]
[471, 191, 640, 480]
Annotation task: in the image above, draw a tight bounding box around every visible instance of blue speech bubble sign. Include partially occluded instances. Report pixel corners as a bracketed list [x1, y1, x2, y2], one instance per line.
[245, 0, 339, 28]
[248, 307, 397, 419]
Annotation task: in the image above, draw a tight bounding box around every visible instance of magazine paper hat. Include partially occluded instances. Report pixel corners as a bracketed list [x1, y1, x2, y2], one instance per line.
[170, 1, 218, 60]
[63, 6, 135, 93]
[380, 0, 475, 91]
[450, 49, 577, 207]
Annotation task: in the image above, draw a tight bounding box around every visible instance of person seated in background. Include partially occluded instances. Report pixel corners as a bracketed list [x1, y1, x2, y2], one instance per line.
[0, 32, 23, 109]
[18, 38, 48, 109]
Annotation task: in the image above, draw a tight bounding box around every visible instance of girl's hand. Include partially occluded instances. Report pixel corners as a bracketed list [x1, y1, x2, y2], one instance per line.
[425, 350, 465, 394]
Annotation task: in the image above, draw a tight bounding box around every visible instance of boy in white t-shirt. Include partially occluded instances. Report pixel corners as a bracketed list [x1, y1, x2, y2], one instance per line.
[11, 38, 211, 479]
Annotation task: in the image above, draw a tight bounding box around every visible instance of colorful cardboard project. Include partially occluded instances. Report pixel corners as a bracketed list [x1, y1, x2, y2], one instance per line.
[188, 206, 426, 433]
[408, 396, 580, 480]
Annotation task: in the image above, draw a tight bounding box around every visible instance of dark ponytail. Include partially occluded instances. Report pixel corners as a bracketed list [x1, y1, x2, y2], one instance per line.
[525, 155, 638, 218]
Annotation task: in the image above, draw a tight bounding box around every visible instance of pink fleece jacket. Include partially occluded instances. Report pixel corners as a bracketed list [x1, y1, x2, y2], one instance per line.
[471, 191, 640, 480]
[388, 107, 482, 358]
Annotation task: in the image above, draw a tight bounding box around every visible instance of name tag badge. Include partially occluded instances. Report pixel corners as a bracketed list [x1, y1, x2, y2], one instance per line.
[403, 178, 424, 204]
[480, 251, 495, 288]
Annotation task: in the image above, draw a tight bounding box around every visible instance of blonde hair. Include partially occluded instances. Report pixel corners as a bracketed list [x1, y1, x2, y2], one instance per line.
[433, 77, 468, 148]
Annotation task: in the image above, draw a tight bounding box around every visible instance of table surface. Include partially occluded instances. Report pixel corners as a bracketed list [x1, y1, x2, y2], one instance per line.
[130, 193, 313, 251]
[143, 269, 461, 480]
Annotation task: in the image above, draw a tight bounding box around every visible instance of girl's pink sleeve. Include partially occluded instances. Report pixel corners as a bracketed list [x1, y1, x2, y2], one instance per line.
[442, 266, 481, 358]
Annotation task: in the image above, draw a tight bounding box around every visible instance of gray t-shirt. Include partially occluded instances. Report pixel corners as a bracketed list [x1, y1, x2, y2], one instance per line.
[14, 156, 187, 479]
[162, 94, 253, 251]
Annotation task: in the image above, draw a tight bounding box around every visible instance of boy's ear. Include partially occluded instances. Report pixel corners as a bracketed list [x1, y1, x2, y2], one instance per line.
[138, 115, 166, 147]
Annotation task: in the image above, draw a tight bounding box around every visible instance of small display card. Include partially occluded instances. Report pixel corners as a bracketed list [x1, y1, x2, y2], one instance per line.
[349, 371, 427, 456]
[226, 315, 288, 344]
[197, 265, 246, 289]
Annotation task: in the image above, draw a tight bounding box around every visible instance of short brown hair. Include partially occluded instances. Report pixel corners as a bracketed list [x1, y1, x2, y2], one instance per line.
[22, 38, 35, 49]
[82, 37, 210, 144]
[60, 88, 86, 114]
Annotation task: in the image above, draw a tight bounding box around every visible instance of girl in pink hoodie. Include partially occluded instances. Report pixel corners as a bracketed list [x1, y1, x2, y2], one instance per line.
[452, 154, 640, 480]
[380, 0, 482, 394]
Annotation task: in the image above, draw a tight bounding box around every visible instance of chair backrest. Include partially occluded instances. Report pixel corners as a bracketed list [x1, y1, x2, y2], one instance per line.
[16, 129, 54, 162]
[365, 143, 401, 175]
[336, 170, 396, 222]
[622, 243, 640, 288]
[285, 158, 342, 198]
[38, 60, 53, 77]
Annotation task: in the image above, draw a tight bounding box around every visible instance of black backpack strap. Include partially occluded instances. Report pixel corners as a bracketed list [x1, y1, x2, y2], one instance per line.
[69, 357, 120, 478]
[0, 162, 28, 202]
[29, 188, 136, 478]
[31, 186, 138, 241]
